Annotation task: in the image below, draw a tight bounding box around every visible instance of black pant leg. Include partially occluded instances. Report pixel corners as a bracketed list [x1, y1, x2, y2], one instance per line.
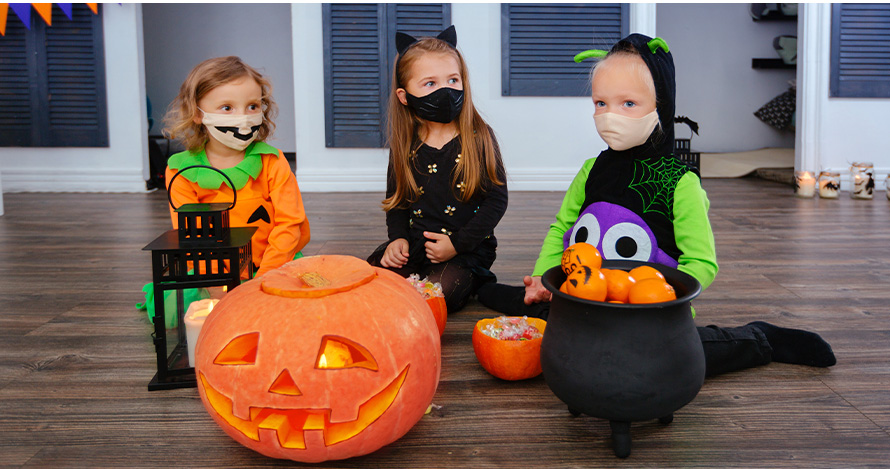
[697, 324, 773, 377]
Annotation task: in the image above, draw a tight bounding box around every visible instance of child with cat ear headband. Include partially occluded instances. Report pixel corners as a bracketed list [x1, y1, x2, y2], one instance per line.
[367, 26, 508, 314]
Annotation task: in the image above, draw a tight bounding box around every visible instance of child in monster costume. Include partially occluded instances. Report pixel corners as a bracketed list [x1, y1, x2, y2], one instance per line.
[367, 26, 508, 314]
[138, 56, 310, 326]
[477, 34, 835, 376]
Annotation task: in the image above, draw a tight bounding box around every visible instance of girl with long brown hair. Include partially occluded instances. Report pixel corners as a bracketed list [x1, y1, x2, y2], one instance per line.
[367, 26, 508, 313]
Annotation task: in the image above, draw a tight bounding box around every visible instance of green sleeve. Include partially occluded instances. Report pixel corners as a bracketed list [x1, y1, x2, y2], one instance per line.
[532, 158, 597, 276]
[673, 172, 719, 290]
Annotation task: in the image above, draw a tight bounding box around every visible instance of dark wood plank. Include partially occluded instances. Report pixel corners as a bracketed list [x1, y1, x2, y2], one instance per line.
[0, 176, 888, 466]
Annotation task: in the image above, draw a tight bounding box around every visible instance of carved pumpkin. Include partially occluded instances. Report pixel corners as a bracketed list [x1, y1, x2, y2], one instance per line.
[427, 297, 447, 336]
[195, 255, 441, 463]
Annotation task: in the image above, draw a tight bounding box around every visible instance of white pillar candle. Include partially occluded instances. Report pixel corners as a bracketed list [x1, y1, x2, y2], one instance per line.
[818, 171, 840, 199]
[185, 298, 219, 368]
[795, 171, 816, 198]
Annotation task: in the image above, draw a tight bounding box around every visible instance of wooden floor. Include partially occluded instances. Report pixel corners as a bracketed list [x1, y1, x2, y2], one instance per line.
[1, 177, 889, 467]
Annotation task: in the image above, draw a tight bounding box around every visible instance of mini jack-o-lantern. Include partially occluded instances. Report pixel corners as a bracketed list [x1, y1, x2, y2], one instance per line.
[195, 255, 441, 463]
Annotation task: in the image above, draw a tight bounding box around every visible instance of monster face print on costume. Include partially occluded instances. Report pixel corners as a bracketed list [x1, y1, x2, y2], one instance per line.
[563, 202, 678, 268]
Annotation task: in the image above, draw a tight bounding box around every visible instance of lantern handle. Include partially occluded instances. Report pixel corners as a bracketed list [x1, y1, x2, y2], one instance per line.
[166, 165, 237, 211]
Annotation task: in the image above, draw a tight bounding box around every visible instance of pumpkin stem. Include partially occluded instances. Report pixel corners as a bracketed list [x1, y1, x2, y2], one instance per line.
[300, 272, 331, 288]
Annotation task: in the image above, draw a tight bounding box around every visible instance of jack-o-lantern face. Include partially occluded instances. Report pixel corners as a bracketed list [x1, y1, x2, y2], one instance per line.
[195, 256, 440, 463]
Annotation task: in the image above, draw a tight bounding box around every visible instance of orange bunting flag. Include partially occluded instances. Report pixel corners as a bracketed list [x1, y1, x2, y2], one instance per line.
[86, 3, 96, 14]
[0, 4, 8, 37]
[32, 3, 52, 26]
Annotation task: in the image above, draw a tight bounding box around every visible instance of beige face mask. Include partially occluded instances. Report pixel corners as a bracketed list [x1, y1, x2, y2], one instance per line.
[199, 108, 264, 151]
[593, 111, 659, 151]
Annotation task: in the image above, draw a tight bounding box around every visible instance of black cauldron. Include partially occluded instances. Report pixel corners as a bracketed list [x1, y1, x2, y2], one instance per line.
[541, 261, 705, 458]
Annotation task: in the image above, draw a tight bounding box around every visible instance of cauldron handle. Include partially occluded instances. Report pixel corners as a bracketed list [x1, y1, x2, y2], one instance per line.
[610, 421, 632, 458]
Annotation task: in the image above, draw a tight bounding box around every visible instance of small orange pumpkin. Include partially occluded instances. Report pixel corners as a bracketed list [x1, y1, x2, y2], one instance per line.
[195, 255, 440, 463]
[561, 242, 602, 275]
[472, 317, 547, 381]
[565, 265, 608, 302]
[426, 296, 447, 336]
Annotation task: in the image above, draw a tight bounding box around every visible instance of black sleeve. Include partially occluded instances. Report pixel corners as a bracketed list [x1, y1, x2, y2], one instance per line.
[451, 136, 508, 253]
[384, 151, 411, 242]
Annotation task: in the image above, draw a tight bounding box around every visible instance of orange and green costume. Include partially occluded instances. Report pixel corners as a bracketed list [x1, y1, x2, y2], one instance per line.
[165, 141, 311, 278]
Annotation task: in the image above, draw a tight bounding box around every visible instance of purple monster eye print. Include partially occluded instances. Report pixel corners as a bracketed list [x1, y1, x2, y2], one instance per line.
[563, 202, 678, 268]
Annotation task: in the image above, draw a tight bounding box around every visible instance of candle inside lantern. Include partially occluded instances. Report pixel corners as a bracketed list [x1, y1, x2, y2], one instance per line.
[818, 171, 840, 199]
[794, 171, 816, 198]
[185, 298, 219, 367]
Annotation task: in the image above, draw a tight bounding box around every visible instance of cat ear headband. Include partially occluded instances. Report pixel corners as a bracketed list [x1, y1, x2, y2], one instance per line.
[573, 36, 670, 63]
[396, 25, 457, 56]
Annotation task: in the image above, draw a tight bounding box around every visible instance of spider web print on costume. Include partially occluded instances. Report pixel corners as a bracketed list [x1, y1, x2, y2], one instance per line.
[628, 157, 687, 221]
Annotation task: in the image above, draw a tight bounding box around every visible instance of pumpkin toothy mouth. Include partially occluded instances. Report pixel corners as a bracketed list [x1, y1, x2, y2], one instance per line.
[198, 366, 409, 449]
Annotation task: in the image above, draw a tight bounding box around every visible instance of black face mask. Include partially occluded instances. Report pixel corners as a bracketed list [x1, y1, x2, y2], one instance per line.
[405, 87, 464, 123]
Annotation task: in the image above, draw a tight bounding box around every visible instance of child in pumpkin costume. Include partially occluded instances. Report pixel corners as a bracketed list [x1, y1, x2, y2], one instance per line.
[138, 56, 310, 326]
[477, 35, 835, 376]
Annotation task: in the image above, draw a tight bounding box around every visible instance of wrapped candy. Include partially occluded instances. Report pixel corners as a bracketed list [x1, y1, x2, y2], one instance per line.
[481, 316, 543, 341]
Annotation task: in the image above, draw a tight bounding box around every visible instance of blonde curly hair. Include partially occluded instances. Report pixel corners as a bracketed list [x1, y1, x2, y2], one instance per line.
[163, 56, 278, 153]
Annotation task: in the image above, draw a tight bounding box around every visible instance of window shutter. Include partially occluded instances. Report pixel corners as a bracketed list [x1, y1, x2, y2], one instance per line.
[502, 3, 628, 97]
[323, 4, 387, 148]
[830, 4, 890, 98]
[0, 3, 107, 147]
[322, 3, 450, 148]
[45, 5, 109, 146]
[0, 12, 36, 146]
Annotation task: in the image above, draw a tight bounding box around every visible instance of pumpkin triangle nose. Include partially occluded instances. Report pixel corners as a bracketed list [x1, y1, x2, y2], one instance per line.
[269, 369, 302, 396]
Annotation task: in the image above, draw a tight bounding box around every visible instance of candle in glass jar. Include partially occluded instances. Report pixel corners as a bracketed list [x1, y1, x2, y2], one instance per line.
[818, 171, 840, 199]
[794, 171, 816, 198]
[850, 162, 874, 199]
[185, 298, 219, 368]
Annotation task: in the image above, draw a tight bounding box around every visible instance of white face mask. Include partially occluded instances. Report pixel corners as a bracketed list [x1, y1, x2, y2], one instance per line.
[199, 108, 264, 151]
[593, 111, 659, 151]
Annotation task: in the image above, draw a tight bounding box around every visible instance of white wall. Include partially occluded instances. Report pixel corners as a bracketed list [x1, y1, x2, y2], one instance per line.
[797, 3, 889, 190]
[0, 4, 147, 192]
[657, 3, 797, 153]
[142, 4, 295, 154]
[293, 3, 657, 193]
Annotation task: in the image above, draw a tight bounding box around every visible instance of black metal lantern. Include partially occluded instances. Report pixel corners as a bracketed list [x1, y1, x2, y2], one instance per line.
[143, 166, 257, 391]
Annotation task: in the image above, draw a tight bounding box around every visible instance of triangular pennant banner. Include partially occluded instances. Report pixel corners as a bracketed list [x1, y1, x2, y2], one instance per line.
[9, 2, 30, 29]
[86, 3, 96, 14]
[32, 3, 52, 26]
[57, 3, 72, 20]
[0, 4, 8, 36]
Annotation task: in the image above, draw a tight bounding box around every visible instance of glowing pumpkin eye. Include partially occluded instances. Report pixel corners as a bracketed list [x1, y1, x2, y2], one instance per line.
[214, 332, 259, 365]
[315, 336, 378, 371]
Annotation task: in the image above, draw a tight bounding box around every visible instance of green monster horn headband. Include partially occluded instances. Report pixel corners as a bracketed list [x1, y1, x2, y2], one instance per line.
[573, 37, 670, 63]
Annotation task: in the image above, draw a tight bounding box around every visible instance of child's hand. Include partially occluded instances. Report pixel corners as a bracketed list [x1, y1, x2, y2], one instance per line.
[423, 231, 457, 264]
[381, 238, 409, 268]
[523, 275, 552, 305]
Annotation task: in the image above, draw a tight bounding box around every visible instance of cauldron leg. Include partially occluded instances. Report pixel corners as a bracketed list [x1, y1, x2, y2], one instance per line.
[609, 420, 632, 458]
[568, 407, 581, 416]
[659, 413, 674, 424]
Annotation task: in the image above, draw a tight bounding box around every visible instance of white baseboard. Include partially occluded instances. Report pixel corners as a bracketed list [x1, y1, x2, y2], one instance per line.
[295, 167, 578, 192]
[1, 167, 148, 193]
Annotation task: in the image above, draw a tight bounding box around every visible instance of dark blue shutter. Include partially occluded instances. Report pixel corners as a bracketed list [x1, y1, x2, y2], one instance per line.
[44, 4, 109, 146]
[0, 13, 34, 146]
[323, 4, 450, 148]
[501, 3, 628, 97]
[830, 4, 890, 98]
[323, 4, 387, 148]
[0, 3, 107, 147]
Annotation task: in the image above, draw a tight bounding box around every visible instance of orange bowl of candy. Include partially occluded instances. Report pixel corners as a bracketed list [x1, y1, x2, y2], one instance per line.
[472, 316, 547, 381]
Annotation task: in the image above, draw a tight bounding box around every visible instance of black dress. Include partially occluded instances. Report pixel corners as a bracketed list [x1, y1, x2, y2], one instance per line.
[368, 135, 508, 313]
